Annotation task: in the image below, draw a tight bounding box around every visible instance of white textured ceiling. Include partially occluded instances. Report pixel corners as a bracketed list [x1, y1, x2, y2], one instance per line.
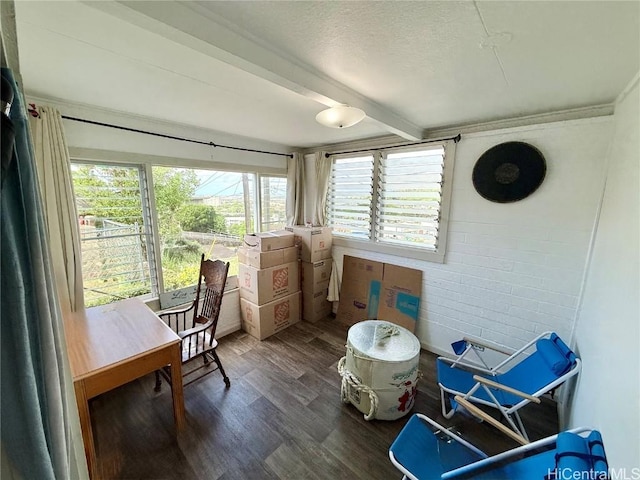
[14, 1, 640, 149]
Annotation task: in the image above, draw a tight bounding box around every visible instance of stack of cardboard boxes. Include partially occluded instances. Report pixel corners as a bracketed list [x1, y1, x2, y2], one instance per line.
[238, 230, 301, 340]
[285, 226, 333, 323]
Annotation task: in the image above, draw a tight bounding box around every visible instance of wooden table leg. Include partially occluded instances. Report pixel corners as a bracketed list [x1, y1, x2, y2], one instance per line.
[74, 381, 97, 479]
[169, 344, 185, 429]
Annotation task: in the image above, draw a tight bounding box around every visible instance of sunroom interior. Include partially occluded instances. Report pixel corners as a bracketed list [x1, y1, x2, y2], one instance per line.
[1, 1, 638, 479]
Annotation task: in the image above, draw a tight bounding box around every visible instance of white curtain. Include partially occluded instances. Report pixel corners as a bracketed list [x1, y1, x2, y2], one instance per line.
[286, 152, 305, 226]
[29, 106, 84, 312]
[327, 259, 341, 302]
[1, 69, 88, 480]
[313, 151, 332, 226]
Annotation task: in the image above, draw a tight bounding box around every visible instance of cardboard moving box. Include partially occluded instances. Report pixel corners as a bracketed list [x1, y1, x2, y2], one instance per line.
[301, 259, 332, 295]
[240, 291, 301, 340]
[285, 226, 332, 262]
[302, 289, 332, 323]
[244, 230, 295, 252]
[336, 255, 422, 332]
[238, 245, 298, 269]
[239, 261, 299, 305]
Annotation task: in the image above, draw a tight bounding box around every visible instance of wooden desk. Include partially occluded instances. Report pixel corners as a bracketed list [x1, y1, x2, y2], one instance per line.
[64, 298, 185, 478]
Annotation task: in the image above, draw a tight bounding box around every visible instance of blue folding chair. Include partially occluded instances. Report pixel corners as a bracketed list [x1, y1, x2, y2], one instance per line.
[389, 413, 608, 480]
[437, 332, 580, 444]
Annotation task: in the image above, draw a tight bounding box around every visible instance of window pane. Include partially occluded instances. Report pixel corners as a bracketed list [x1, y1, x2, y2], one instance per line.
[152, 167, 256, 290]
[260, 176, 287, 231]
[327, 155, 374, 239]
[376, 147, 445, 249]
[72, 163, 156, 306]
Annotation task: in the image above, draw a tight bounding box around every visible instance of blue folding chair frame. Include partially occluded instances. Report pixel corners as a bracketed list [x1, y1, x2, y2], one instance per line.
[437, 331, 581, 444]
[389, 414, 606, 480]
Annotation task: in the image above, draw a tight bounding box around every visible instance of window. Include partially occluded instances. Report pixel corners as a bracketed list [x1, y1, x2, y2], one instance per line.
[259, 175, 287, 232]
[326, 155, 374, 239]
[327, 142, 455, 263]
[151, 167, 258, 290]
[72, 163, 157, 306]
[72, 157, 284, 306]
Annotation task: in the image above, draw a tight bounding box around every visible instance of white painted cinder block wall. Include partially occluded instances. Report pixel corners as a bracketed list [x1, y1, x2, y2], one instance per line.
[330, 117, 615, 356]
[566, 77, 639, 470]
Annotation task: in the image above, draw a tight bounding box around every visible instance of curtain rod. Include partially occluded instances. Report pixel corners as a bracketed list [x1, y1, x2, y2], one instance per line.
[60, 115, 294, 158]
[324, 133, 461, 158]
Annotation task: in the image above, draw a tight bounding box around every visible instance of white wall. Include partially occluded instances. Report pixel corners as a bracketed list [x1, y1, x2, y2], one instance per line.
[332, 116, 614, 355]
[567, 78, 639, 470]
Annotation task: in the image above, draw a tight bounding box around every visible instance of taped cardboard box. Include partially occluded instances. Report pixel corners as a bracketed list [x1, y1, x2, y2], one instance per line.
[302, 289, 332, 323]
[240, 291, 301, 340]
[301, 259, 332, 295]
[238, 261, 299, 305]
[336, 255, 422, 333]
[244, 230, 294, 252]
[285, 226, 332, 262]
[238, 245, 298, 269]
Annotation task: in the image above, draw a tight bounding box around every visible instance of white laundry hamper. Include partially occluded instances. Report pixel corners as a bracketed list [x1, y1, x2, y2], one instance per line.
[338, 320, 421, 421]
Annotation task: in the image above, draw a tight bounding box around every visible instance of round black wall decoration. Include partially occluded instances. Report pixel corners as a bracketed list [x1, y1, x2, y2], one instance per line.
[472, 141, 546, 203]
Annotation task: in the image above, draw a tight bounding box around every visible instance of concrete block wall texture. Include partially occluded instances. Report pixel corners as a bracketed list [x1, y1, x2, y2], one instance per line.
[333, 116, 615, 355]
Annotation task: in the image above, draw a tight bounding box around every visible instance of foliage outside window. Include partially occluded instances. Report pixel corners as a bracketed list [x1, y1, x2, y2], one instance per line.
[326, 143, 454, 263]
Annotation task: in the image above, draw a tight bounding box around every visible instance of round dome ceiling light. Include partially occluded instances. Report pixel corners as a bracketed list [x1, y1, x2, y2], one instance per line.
[315, 105, 366, 128]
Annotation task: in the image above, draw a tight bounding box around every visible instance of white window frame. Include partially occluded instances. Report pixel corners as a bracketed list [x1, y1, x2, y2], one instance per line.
[328, 140, 456, 263]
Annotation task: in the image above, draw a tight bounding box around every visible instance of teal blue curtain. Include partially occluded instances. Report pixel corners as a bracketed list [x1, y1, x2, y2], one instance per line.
[1, 68, 88, 479]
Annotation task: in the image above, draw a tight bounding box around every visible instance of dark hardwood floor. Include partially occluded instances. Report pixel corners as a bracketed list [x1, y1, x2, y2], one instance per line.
[91, 317, 558, 479]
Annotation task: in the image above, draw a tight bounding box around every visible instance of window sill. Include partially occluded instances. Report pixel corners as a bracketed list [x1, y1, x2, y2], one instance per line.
[331, 237, 445, 263]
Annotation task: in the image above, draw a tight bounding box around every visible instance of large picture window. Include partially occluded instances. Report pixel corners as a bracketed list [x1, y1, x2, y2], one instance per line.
[326, 142, 455, 263]
[71, 160, 285, 306]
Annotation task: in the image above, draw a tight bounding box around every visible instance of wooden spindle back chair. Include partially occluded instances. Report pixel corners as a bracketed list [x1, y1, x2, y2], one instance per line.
[155, 254, 230, 390]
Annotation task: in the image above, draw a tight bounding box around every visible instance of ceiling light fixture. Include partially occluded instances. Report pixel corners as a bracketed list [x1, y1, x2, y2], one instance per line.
[315, 105, 366, 128]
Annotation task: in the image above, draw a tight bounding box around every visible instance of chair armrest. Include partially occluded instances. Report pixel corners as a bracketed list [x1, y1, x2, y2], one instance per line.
[463, 337, 513, 356]
[438, 355, 495, 376]
[159, 301, 196, 318]
[454, 396, 529, 446]
[472, 375, 541, 403]
[178, 321, 213, 340]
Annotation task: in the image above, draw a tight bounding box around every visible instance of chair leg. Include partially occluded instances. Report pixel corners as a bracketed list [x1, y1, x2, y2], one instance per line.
[154, 370, 162, 392]
[210, 349, 230, 388]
